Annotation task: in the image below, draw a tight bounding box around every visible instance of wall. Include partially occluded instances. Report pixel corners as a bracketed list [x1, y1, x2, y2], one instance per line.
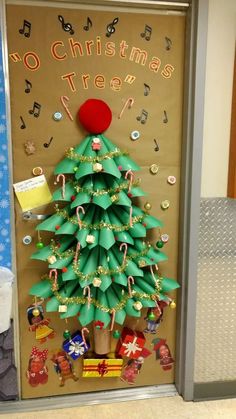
[201, 0, 236, 198]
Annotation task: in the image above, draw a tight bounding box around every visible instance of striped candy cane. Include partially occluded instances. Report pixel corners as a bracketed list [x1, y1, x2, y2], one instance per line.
[81, 327, 89, 349]
[127, 275, 135, 297]
[49, 268, 58, 291]
[120, 242, 128, 265]
[129, 206, 133, 227]
[118, 97, 134, 119]
[56, 174, 66, 199]
[109, 308, 116, 331]
[125, 169, 134, 193]
[83, 286, 91, 308]
[74, 242, 81, 263]
[60, 95, 74, 121]
[76, 205, 85, 229]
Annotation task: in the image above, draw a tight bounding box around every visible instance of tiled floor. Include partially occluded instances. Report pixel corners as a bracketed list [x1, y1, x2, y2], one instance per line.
[2, 396, 236, 419]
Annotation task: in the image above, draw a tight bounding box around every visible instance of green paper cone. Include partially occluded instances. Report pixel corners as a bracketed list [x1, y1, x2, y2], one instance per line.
[54, 158, 76, 175]
[76, 228, 90, 248]
[111, 206, 129, 225]
[82, 247, 99, 279]
[160, 277, 180, 292]
[101, 135, 119, 152]
[99, 275, 112, 292]
[114, 155, 140, 172]
[80, 138, 97, 160]
[143, 214, 163, 229]
[61, 264, 77, 281]
[113, 231, 134, 245]
[147, 247, 168, 263]
[36, 213, 65, 232]
[48, 254, 74, 269]
[46, 280, 77, 311]
[78, 302, 95, 326]
[29, 279, 53, 298]
[75, 162, 94, 180]
[93, 194, 112, 209]
[46, 295, 60, 312]
[129, 223, 147, 238]
[129, 205, 143, 216]
[74, 135, 92, 154]
[130, 186, 146, 197]
[125, 259, 144, 277]
[99, 212, 116, 250]
[115, 191, 131, 207]
[106, 286, 126, 325]
[87, 229, 99, 249]
[134, 277, 156, 294]
[124, 298, 141, 317]
[60, 302, 81, 319]
[56, 220, 77, 236]
[132, 239, 146, 252]
[136, 256, 153, 267]
[53, 181, 75, 202]
[101, 158, 121, 179]
[94, 290, 111, 328]
[31, 245, 52, 261]
[70, 191, 90, 208]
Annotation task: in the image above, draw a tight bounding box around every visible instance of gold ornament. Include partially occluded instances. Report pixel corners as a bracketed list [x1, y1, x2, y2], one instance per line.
[32, 308, 40, 317]
[111, 194, 119, 203]
[161, 200, 170, 210]
[133, 301, 143, 311]
[86, 234, 95, 244]
[47, 255, 57, 264]
[170, 300, 176, 309]
[58, 305, 67, 313]
[149, 164, 159, 174]
[93, 277, 102, 287]
[138, 259, 147, 267]
[144, 202, 152, 211]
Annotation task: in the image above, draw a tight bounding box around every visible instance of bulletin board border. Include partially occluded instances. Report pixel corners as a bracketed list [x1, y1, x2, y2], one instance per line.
[0, 0, 208, 411]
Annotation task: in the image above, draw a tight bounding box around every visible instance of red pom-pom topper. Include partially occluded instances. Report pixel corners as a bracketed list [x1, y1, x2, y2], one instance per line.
[77, 99, 112, 134]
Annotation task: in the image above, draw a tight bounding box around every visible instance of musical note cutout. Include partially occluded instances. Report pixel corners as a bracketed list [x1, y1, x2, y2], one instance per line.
[140, 24, 152, 41]
[44, 137, 53, 148]
[137, 109, 148, 124]
[25, 79, 32, 94]
[19, 20, 31, 38]
[106, 17, 119, 37]
[58, 15, 74, 35]
[29, 102, 41, 118]
[20, 116, 26, 129]
[154, 139, 159, 152]
[163, 110, 168, 123]
[144, 83, 150, 96]
[165, 37, 172, 51]
[83, 17, 92, 31]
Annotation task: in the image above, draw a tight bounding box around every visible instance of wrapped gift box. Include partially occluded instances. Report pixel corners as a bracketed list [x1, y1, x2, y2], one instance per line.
[63, 331, 90, 360]
[82, 359, 123, 378]
[116, 327, 145, 359]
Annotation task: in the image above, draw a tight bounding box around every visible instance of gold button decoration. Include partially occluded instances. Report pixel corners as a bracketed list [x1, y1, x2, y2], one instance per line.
[111, 194, 119, 203]
[149, 164, 159, 174]
[144, 202, 152, 211]
[93, 277, 102, 287]
[86, 234, 95, 244]
[170, 300, 176, 309]
[138, 259, 147, 267]
[161, 234, 169, 243]
[47, 255, 57, 264]
[58, 305, 67, 313]
[161, 200, 170, 210]
[93, 162, 103, 172]
[167, 175, 176, 185]
[32, 167, 43, 176]
[133, 301, 143, 311]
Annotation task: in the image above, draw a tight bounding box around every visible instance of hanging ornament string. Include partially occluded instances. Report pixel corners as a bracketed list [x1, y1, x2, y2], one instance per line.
[109, 308, 116, 331]
[118, 97, 134, 119]
[33, 296, 44, 307]
[49, 268, 58, 291]
[74, 242, 81, 263]
[125, 169, 134, 193]
[60, 95, 74, 121]
[120, 242, 128, 265]
[56, 174, 66, 199]
[81, 327, 89, 349]
[127, 275, 135, 297]
[129, 207, 133, 227]
[76, 206, 85, 229]
[83, 286, 91, 308]
[154, 300, 162, 316]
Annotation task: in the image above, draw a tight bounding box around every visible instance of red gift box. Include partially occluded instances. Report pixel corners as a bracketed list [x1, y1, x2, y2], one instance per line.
[116, 327, 145, 359]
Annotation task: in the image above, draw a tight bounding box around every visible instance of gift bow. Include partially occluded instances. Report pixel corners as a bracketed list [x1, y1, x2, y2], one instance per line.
[68, 339, 86, 356]
[97, 360, 108, 377]
[122, 336, 142, 357]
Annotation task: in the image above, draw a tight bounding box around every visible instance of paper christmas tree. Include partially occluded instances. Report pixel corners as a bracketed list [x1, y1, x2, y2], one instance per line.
[29, 99, 179, 330]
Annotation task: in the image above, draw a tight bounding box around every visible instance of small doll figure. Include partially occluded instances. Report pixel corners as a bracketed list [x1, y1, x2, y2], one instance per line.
[27, 304, 55, 343]
[158, 344, 174, 371]
[92, 137, 101, 151]
[144, 301, 167, 334]
[26, 346, 48, 387]
[120, 357, 144, 385]
[51, 351, 79, 387]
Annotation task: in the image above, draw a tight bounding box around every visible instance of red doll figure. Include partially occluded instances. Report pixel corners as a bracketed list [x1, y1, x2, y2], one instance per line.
[157, 344, 174, 371]
[26, 346, 48, 387]
[120, 356, 144, 385]
[27, 304, 55, 343]
[51, 351, 79, 387]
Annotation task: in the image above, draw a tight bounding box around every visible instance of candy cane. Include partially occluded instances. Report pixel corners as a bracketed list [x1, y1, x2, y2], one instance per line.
[127, 275, 135, 297]
[81, 327, 89, 349]
[118, 97, 134, 119]
[129, 206, 133, 227]
[120, 242, 128, 265]
[150, 265, 156, 282]
[109, 308, 116, 331]
[154, 300, 162, 316]
[56, 174, 65, 199]
[60, 95, 74, 121]
[83, 286, 91, 309]
[74, 242, 81, 264]
[125, 169, 134, 193]
[49, 269, 58, 291]
[76, 206, 85, 229]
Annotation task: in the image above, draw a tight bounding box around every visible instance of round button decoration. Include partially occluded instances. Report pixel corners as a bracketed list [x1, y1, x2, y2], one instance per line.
[22, 235, 32, 245]
[161, 234, 169, 243]
[144, 202, 152, 211]
[167, 175, 176, 185]
[78, 99, 112, 134]
[161, 200, 170, 210]
[130, 130, 140, 141]
[32, 167, 43, 176]
[53, 112, 63, 121]
[150, 164, 159, 174]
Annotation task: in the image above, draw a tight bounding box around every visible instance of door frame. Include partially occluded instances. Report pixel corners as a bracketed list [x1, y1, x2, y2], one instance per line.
[0, 0, 208, 411]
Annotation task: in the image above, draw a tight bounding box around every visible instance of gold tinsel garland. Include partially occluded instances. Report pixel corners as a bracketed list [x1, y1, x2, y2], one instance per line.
[55, 206, 145, 231]
[66, 147, 128, 163]
[73, 179, 141, 196]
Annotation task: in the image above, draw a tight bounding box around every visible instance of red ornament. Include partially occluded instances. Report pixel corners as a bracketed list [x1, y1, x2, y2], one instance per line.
[78, 99, 112, 134]
[143, 223, 147, 227]
[128, 193, 133, 198]
[71, 195, 76, 201]
[62, 267, 68, 273]
[55, 225, 60, 230]
[118, 165, 122, 171]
